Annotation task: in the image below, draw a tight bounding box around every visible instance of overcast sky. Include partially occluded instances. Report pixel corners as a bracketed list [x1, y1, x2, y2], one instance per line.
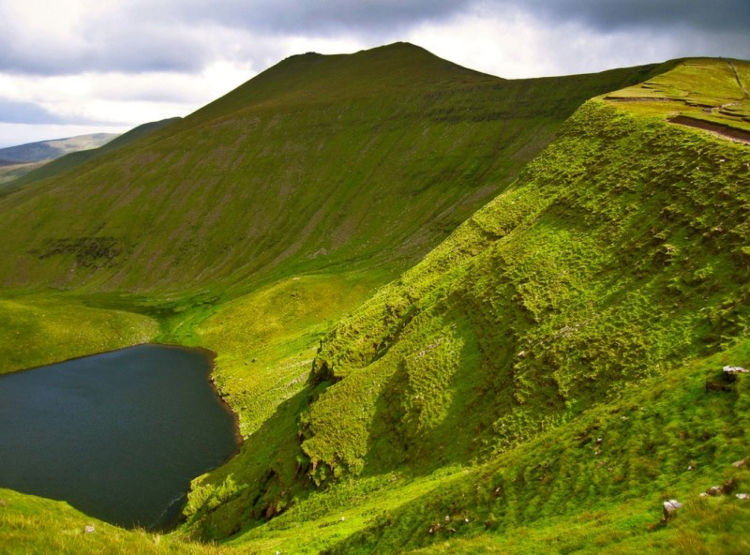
[1, 0, 749, 147]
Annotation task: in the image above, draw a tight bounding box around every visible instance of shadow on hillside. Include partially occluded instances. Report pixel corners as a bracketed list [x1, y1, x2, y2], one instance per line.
[184, 386, 314, 541]
[361, 307, 508, 477]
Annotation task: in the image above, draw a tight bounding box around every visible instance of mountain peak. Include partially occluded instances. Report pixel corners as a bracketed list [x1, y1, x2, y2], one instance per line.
[189, 42, 498, 124]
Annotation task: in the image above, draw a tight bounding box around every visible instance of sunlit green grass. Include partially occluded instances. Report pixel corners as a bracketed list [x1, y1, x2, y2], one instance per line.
[605, 58, 750, 132]
[182, 61, 750, 552]
[0, 488, 227, 555]
[0, 294, 158, 374]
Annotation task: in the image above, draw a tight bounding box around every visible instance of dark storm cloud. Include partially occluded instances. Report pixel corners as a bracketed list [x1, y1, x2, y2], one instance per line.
[168, 0, 471, 34]
[156, 0, 750, 36]
[0, 0, 748, 77]
[523, 0, 750, 33]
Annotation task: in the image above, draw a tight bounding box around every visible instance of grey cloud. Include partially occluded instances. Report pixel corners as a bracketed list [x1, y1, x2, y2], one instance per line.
[146, 0, 750, 37]
[0, 0, 478, 76]
[0, 99, 67, 124]
[523, 0, 750, 33]
[0, 99, 111, 125]
[168, 0, 471, 34]
[0, 0, 749, 78]
[0, 15, 212, 76]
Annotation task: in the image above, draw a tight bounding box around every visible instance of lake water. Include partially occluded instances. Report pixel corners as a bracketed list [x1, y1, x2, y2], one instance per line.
[0, 344, 239, 530]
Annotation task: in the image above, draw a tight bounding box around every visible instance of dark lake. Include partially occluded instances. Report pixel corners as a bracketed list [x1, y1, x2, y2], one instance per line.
[0, 344, 239, 530]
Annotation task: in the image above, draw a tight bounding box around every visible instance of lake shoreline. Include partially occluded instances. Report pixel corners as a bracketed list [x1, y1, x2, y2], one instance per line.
[4, 342, 244, 451]
[0, 342, 244, 532]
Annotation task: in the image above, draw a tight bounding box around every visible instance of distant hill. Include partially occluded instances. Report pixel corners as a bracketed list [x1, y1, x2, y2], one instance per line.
[8, 118, 181, 187]
[0, 133, 119, 164]
[0, 132, 120, 186]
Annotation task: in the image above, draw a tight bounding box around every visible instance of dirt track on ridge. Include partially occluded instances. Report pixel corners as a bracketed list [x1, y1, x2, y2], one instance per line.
[668, 115, 750, 146]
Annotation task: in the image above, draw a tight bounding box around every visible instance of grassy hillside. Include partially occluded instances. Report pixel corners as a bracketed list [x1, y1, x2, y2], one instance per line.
[0, 133, 120, 185]
[299, 98, 750, 476]
[606, 58, 750, 135]
[2, 52, 749, 555]
[0, 160, 46, 185]
[0, 43, 665, 296]
[0, 294, 158, 374]
[0, 488, 227, 555]
[176, 61, 750, 552]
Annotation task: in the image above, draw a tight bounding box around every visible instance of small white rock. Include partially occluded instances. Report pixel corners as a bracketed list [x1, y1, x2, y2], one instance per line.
[84, 525, 95, 534]
[663, 499, 683, 519]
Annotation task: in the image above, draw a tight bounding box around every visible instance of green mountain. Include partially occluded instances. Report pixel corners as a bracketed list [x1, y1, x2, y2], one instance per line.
[0, 43, 666, 294]
[0, 160, 46, 185]
[1, 45, 749, 555]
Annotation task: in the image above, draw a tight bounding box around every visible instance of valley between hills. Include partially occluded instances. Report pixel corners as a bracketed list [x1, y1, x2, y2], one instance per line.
[1, 43, 749, 554]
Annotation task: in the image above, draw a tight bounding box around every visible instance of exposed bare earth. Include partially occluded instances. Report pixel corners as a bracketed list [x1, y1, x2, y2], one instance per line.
[668, 115, 750, 145]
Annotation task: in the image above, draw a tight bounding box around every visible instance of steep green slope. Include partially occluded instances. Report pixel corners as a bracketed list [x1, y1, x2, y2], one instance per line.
[177, 61, 750, 552]
[7, 118, 181, 189]
[300, 99, 750, 475]
[0, 160, 46, 185]
[324, 341, 750, 555]
[0, 43, 664, 295]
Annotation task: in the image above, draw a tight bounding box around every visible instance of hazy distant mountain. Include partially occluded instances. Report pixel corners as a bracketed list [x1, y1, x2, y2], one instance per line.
[0, 133, 119, 165]
[7, 118, 181, 188]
